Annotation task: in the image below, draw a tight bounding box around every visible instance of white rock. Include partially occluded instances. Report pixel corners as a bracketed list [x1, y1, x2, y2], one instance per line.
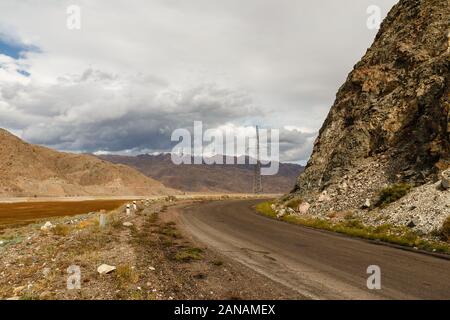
[276, 209, 286, 219]
[297, 202, 310, 214]
[40, 221, 54, 231]
[97, 264, 116, 274]
[43, 267, 51, 277]
[318, 190, 331, 202]
[123, 222, 133, 227]
[149, 266, 156, 271]
[286, 208, 295, 214]
[362, 198, 371, 209]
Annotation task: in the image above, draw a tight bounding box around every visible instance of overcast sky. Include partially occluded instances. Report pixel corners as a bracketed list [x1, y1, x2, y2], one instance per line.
[0, 0, 397, 164]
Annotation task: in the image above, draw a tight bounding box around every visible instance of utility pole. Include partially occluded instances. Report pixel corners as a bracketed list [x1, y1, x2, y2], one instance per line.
[253, 125, 263, 194]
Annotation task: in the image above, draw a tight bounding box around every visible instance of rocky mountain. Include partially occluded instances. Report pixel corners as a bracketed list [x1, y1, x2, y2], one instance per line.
[0, 129, 175, 197]
[288, 0, 449, 231]
[100, 154, 303, 194]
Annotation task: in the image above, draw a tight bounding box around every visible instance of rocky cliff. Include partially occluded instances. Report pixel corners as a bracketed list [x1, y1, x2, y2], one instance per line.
[291, 0, 449, 214]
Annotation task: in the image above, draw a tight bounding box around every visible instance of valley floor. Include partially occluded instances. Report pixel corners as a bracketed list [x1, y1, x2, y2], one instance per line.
[0, 197, 298, 300]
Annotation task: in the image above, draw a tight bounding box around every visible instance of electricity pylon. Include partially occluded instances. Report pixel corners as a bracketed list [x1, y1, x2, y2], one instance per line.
[253, 125, 263, 194]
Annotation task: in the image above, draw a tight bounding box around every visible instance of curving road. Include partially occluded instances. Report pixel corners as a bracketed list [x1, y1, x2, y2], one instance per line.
[176, 199, 450, 300]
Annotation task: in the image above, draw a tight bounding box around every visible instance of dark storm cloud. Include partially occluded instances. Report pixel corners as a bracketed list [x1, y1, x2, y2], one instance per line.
[0, 0, 397, 162]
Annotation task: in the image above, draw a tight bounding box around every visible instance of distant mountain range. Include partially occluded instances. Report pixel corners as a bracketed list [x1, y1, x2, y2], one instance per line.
[0, 129, 175, 197]
[99, 154, 303, 193]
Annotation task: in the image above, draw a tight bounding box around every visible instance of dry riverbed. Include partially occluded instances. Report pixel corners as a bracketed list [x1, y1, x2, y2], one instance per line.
[0, 197, 297, 300]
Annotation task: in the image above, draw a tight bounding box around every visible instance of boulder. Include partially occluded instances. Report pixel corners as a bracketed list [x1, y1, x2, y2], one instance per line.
[123, 222, 133, 227]
[40, 221, 54, 231]
[276, 209, 286, 219]
[362, 199, 371, 209]
[97, 264, 116, 274]
[297, 202, 310, 214]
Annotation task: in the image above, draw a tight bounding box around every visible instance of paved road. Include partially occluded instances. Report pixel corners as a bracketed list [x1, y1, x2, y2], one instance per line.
[177, 199, 450, 300]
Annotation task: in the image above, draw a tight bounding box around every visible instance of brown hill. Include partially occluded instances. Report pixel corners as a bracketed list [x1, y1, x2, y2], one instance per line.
[100, 154, 303, 194]
[290, 0, 449, 212]
[0, 129, 175, 197]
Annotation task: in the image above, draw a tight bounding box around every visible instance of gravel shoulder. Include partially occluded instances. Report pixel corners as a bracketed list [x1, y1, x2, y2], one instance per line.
[0, 197, 298, 300]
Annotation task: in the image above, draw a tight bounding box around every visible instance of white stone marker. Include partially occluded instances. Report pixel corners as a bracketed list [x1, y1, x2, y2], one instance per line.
[99, 214, 107, 228]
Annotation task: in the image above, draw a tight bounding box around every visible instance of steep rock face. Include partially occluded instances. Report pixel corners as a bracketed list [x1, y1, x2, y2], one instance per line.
[292, 0, 449, 211]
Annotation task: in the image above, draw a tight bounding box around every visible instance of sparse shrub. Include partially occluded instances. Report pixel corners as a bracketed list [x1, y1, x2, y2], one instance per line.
[286, 198, 303, 209]
[116, 264, 139, 287]
[174, 247, 203, 262]
[20, 293, 40, 300]
[255, 201, 277, 218]
[162, 239, 174, 247]
[327, 212, 337, 219]
[212, 260, 224, 266]
[375, 183, 412, 208]
[439, 216, 450, 241]
[343, 218, 364, 229]
[52, 224, 71, 236]
[158, 223, 181, 238]
[344, 212, 356, 220]
[110, 215, 122, 229]
[165, 195, 177, 202]
[373, 224, 391, 234]
[77, 219, 98, 229]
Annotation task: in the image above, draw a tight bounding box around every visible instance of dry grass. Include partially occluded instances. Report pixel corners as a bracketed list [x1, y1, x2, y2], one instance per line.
[375, 183, 412, 208]
[174, 247, 203, 262]
[285, 198, 303, 209]
[116, 264, 139, 287]
[52, 224, 71, 236]
[256, 201, 450, 254]
[158, 223, 182, 239]
[437, 216, 450, 241]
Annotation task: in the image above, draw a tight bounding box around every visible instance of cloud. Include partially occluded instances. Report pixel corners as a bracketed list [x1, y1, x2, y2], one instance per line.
[0, 0, 397, 162]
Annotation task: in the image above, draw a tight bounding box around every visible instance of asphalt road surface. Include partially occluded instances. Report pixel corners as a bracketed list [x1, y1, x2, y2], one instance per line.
[177, 199, 450, 300]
